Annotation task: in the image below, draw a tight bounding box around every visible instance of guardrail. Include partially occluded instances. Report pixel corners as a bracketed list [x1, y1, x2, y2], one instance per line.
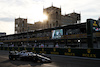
[0, 47, 100, 59]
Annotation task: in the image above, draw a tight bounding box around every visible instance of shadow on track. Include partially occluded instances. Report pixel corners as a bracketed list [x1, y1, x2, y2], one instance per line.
[0, 59, 51, 67]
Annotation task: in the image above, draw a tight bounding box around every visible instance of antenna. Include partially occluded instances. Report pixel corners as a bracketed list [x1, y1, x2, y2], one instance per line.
[43, 6, 44, 9]
[19, 15, 20, 18]
[73, 10, 75, 13]
[79, 11, 81, 14]
[52, 2, 53, 6]
[65, 12, 66, 15]
[60, 5, 61, 9]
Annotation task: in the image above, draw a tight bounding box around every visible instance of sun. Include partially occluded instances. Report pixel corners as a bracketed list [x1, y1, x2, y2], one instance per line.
[43, 14, 48, 21]
[40, 14, 48, 22]
[30, 13, 48, 23]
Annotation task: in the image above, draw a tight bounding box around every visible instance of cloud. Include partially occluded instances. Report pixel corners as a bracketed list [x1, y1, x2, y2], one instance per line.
[59, 0, 100, 21]
[0, 0, 100, 34]
[0, 18, 14, 22]
[0, 21, 14, 35]
[0, 0, 44, 34]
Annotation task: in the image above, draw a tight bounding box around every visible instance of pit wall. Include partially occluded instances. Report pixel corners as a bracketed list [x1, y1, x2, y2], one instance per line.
[0, 47, 100, 59]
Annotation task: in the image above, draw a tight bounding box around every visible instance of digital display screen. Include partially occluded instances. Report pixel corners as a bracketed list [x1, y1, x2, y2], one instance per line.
[93, 21, 98, 27]
[52, 29, 63, 39]
[92, 20, 100, 31]
[93, 27, 100, 31]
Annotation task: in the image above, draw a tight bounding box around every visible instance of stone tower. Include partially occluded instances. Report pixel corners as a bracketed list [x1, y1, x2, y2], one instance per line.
[68, 12, 81, 23]
[15, 17, 27, 33]
[43, 5, 61, 29]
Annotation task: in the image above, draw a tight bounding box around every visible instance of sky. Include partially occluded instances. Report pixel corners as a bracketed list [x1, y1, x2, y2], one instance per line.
[0, 0, 100, 35]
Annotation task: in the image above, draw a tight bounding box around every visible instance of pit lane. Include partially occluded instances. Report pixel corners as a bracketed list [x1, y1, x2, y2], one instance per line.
[0, 50, 100, 67]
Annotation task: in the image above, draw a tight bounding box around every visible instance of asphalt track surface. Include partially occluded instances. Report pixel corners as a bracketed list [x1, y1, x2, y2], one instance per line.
[0, 50, 100, 67]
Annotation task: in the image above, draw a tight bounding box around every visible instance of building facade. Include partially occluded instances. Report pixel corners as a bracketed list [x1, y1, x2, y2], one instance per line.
[43, 5, 81, 29]
[1, 22, 100, 48]
[0, 32, 6, 37]
[15, 18, 27, 33]
[43, 6, 62, 29]
[15, 5, 81, 34]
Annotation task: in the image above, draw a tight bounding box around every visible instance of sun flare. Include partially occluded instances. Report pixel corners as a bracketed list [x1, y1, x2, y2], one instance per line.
[30, 13, 48, 23]
[39, 14, 48, 22]
[43, 14, 48, 21]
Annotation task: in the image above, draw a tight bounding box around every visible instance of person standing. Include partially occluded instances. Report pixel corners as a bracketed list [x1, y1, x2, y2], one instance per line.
[41, 43, 44, 48]
[55, 43, 59, 48]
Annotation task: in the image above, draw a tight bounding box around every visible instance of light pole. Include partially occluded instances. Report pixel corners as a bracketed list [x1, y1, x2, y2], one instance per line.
[86, 19, 93, 48]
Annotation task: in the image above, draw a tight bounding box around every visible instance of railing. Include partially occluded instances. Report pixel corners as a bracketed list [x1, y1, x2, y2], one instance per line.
[2, 37, 50, 42]
[1, 32, 100, 42]
[62, 33, 87, 39]
[94, 32, 100, 37]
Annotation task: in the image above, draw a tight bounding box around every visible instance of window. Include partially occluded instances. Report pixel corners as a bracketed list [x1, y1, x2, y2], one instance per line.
[56, 12, 58, 14]
[53, 23, 55, 26]
[22, 28, 24, 31]
[15, 31, 17, 33]
[22, 24, 24, 27]
[50, 24, 51, 28]
[56, 12, 58, 19]
[56, 21, 58, 26]
[22, 21, 24, 27]
[16, 24, 18, 27]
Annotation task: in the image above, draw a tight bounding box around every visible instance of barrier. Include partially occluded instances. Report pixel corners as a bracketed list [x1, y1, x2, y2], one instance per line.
[0, 47, 100, 59]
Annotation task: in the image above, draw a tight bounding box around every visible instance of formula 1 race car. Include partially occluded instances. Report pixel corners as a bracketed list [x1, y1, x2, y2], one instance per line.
[9, 50, 51, 63]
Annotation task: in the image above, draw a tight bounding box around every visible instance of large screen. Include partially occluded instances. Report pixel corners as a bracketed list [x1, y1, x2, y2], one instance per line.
[93, 20, 100, 31]
[52, 29, 63, 39]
